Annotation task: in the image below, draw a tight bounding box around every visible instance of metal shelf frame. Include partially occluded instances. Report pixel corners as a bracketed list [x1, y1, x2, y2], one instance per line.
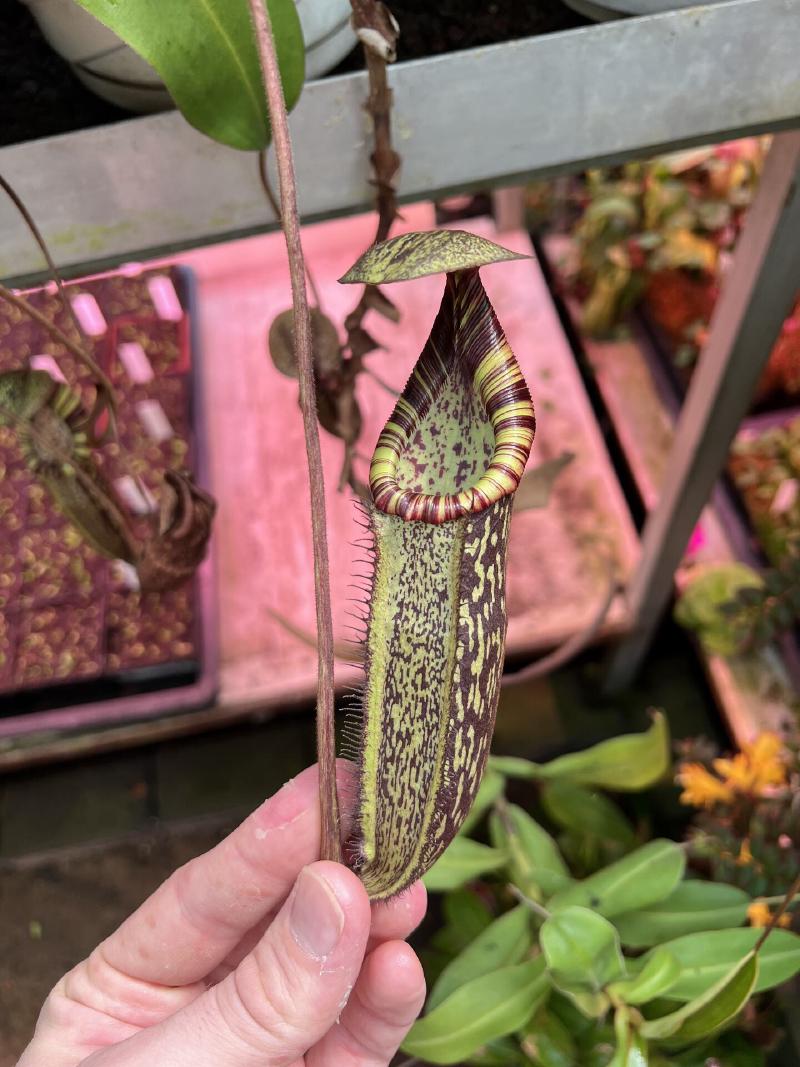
[0, 0, 798, 280]
[1, 0, 799, 696]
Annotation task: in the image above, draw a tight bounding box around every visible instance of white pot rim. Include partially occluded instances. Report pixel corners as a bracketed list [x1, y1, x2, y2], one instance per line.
[21, 0, 356, 110]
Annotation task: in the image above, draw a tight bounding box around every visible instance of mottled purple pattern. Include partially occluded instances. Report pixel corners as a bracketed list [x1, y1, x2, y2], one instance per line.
[355, 497, 512, 898]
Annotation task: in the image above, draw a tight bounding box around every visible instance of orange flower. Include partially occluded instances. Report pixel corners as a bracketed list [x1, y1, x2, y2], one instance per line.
[736, 839, 753, 866]
[713, 732, 788, 795]
[747, 901, 792, 929]
[747, 901, 772, 928]
[677, 763, 735, 808]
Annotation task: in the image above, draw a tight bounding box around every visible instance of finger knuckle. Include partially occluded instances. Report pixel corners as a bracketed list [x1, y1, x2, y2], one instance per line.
[212, 949, 307, 1058]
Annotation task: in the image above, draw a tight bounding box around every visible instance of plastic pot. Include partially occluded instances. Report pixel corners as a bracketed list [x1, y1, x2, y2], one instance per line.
[561, 0, 727, 19]
[21, 0, 356, 113]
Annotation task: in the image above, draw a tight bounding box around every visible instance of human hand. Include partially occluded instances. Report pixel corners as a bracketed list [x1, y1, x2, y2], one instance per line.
[18, 763, 427, 1066]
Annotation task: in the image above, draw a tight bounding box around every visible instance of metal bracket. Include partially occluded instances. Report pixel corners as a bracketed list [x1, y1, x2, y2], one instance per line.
[1, 0, 799, 280]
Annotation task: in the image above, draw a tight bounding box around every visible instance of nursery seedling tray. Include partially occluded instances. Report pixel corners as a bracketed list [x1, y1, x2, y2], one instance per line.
[542, 233, 798, 743]
[0, 265, 217, 741]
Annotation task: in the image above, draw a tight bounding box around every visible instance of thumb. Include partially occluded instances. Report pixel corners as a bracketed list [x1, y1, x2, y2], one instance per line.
[87, 862, 371, 1067]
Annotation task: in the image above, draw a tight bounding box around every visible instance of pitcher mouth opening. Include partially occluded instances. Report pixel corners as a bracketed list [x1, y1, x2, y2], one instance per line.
[368, 270, 535, 524]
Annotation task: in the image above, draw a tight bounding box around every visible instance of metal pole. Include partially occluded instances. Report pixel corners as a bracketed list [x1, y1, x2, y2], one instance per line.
[492, 187, 527, 233]
[605, 130, 800, 691]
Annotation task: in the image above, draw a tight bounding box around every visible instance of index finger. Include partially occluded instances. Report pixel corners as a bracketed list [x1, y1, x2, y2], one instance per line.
[101, 761, 356, 987]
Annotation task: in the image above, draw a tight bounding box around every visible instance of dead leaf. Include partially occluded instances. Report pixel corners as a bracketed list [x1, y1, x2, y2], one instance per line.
[348, 475, 372, 504]
[513, 452, 575, 512]
[363, 285, 401, 323]
[346, 326, 382, 361]
[268, 307, 342, 379]
[317, 380, 362, 445]
[136, 471, 216, 592]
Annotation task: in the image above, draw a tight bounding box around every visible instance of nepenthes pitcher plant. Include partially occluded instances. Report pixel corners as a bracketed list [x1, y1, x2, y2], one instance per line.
[1, 218, 544, 903]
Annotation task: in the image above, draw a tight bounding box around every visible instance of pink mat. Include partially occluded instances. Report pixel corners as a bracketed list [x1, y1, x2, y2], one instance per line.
[3, 204, 638, 737]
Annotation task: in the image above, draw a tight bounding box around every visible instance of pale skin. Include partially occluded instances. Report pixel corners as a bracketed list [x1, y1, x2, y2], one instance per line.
[19, 763, 427, 1067]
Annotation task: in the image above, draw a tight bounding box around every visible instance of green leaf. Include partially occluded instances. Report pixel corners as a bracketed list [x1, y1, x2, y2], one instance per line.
[428, 906, 532, 1011]
[521, 1007, 579, 1067]
[490, 713, 670, 792]
[461, 768, 506, 837]
[702, 1030, 768, 1067]
[608, 948, 681, 1005]
[423, 838, 507, 893]
[645, 928, 800, 1001]
[467, 1037, 527, 1066]
[565, 989, 612, 1020]
[640, 953, 757, 1044]
[402, 958, 549, 1065]
[614, 881, 751, 948]
[541, 781, 636, 847]
[674, 563, 764, 655]
[489, 804, 572, 899]
[549, 991, 599, 1040]
[549, 841, 685, 919]
[429, 899, 494, 978]
[430, 894, 494, 967]
[74, 0, 305, 150]
[610, 1030, 648, 1067]
[437, 890, 494, 951]
[339, 229, 529, 284]
[540, 906, 626, 994]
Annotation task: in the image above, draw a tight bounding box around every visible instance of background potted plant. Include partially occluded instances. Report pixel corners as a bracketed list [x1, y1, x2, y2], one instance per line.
[402, 718, 800, 1065]
[19, 0, 355, 111]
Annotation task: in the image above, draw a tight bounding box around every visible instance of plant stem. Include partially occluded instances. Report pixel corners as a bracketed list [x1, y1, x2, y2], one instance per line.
[0, 283, 115, 407]
[349, 1, 400, 246]
[257, 150, 323, 310]
[338, 1, 400, 493]
[508, 883, 552, 921]
[0, 176, 121, 437]
[344, 0, 399, 339]
[247, 0, 340, 863]
[0, 173, 88, 350]
[504, 557, 619, 685]
[756, 871, 800, 951]
[763, 894, 800, 908]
